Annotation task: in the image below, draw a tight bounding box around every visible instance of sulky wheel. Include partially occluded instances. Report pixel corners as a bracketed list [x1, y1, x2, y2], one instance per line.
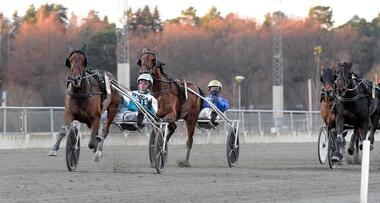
[154, 129, 168, 174]
[148, 129, 155, 167]
[226, 128, 239, 167]
[327, 130, 338, 169]
[318, 126, 328, 164]
[66, 124, 80, 171]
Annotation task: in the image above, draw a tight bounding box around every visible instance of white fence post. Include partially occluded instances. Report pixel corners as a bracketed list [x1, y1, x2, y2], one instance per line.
[50, 109, 54, 135]
[360, 139, 371, 203]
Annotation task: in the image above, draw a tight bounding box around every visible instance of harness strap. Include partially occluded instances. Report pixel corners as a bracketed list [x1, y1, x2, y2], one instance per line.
[336, 94, 368, 102]
[67, 92, 102, 98]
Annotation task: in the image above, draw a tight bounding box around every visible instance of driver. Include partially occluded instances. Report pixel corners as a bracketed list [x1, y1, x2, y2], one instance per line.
[102, 73, 158, 127]
[198, 80, 229, 124]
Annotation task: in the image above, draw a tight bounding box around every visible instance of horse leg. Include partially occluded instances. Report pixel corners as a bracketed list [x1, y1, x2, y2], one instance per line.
[177, 117, 197, 167]
[98, 101, 119, 151]
[88, 118, 100, 150]
[369, 111, 380, 150]
[166, 123, 177, 141]
[332, 115, 344, 162]
[161, 112, 177, 141]
[347, 128, 358, 155]
[358, 122, 369, 150]
[48, 112, 73, 156]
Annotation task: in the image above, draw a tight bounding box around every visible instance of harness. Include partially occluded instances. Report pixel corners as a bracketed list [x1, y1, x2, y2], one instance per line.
[150, 73, 187, 106]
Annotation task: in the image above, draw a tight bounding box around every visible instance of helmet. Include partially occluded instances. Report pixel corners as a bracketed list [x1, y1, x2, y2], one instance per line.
[137, 73, 153, 84]
[208, 80, 222, 89]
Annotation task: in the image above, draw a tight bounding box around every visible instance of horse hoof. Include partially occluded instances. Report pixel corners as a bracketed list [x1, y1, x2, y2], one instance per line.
[347, 148, 355, 156]
[48, 150, 57, 157]
[177, 160, 191, 167]
[88, 144, 96, 150]
[94, 150, 102, 162]
[370, 145, 374, 150]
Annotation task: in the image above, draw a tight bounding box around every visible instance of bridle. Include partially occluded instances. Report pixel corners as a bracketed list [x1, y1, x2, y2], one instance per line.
[66, 51, 102, 98]
[67, 51, 87, 87]
[335, 65, 368, 102]
[137, 51, 158, 75]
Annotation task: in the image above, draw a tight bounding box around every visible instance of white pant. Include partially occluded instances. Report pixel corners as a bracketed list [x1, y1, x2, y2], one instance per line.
[198, 108, 220, 120]
[101, 111, 138, 122]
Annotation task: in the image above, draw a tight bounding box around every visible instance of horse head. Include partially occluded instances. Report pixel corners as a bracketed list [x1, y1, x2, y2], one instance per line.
[136, 48, 166, 76]
[320, 66, 336, 100]
[66, 44, 87, 87]
[335, 61, 353, 96]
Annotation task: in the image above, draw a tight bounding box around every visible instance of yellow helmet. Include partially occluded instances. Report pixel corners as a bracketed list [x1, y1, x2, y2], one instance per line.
[208, 80, 222, 89]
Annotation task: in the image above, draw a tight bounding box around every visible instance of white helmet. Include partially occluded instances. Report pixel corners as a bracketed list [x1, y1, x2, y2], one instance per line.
[208, 80, 222, 89]
[137, 73, 153, 84]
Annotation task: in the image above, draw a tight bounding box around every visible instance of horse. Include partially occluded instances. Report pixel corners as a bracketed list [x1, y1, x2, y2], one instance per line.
[320, 65, 357, 156]
[320, 66, 336, 128]
[137, 48, 203, 167]
[333, 62, 380, 161]
[48, 44, 121, 162]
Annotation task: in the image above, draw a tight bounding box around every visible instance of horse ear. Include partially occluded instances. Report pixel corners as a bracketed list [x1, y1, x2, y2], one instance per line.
[80, 44, 87, 53]
[65, 58, 71, 68]
[319, 64, 325, 74]
[137, 58, 142, 66]
[152, 46, 158, 53]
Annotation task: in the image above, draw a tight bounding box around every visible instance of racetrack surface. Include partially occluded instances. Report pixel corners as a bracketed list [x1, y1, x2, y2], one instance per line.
[1, 142, 380, 203]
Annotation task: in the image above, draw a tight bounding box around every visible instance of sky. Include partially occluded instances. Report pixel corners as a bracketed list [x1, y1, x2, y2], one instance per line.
[0, 0, 379, 27]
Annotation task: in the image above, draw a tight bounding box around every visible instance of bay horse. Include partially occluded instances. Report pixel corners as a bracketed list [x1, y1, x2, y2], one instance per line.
[333, 62, 380, 161]
[137, 48, 203, 167]
[320, 66, 336, 128]
[48, 44, 121, 162]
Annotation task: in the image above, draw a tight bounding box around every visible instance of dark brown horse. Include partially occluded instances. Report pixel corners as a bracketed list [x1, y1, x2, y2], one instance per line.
[137, 48, 203, 167]
[48, 44, 121, 162]
[333, 62, 380, 161]
[320, 65, 358, 156]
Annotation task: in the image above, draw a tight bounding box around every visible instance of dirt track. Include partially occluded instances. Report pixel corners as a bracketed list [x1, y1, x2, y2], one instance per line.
[1, 142, 380, 202]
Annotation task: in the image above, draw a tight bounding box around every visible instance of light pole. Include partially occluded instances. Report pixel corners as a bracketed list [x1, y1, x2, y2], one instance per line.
[313, 46, 322, 110]
[235, 75, 245, 132]
[235, 76, 245, 110]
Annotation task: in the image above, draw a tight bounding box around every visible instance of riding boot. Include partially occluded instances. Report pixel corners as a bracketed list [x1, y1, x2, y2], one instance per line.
[137, 111, 145, 128]
[210, 111, 218, 126]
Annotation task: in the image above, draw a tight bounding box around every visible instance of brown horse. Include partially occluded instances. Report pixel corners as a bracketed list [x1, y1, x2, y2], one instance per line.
[320, 65, 358, 155]
[320, 66, 336, 128]
[48, 44, 121, 162]
[137, 48, 203, 167]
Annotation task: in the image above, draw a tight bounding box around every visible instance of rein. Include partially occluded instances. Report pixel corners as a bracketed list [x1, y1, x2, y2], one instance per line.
[336, 93, 368, 102]
[336, 68, 368, 102]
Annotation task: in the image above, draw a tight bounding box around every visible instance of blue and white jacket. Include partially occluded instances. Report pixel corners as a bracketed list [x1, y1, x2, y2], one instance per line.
[119, 90, 158, 115]
[202, 94, 229, 112]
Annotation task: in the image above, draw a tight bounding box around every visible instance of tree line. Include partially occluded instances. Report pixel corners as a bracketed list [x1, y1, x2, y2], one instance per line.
[1, 4, 380, 110]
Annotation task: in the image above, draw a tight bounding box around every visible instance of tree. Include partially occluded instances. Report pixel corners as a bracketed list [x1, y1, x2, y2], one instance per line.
[263, 13, 272, 28]
[200, 6, 222, 27]
[86, 29, 117, 75]
[308, 6, 333, 29]
[180, 7, 199, 26]
[24, 5, 37, 24]
[152, 6, 162, 32]
[342, 15, 372, 36]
